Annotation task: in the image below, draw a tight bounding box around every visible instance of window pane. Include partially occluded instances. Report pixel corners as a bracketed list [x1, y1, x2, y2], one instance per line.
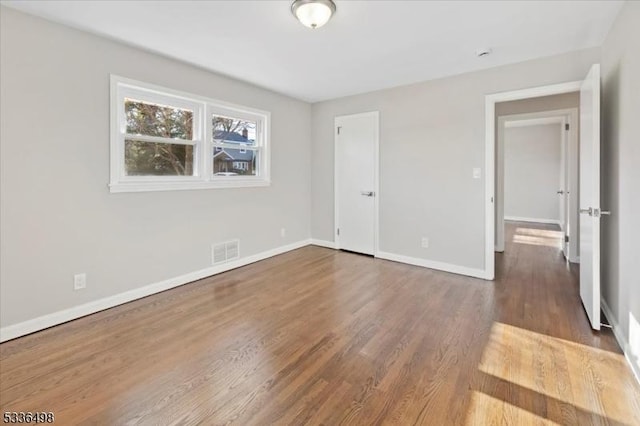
[213, 147, 257, 176]
[125, 140, 194, 176]
[125, 99, 193, 140]
[212, 115, 257, 146]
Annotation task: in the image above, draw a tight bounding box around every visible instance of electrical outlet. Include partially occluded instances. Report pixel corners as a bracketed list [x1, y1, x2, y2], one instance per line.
[280, 228, 286, 238]
[74, 273, 87, 290]
[421, 237, 429, 248]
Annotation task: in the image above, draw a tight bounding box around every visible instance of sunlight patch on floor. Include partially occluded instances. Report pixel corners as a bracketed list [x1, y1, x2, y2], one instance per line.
[474, 322, 640, 425]
[513, 227, 563, 248]
[465, 390, 558, 425]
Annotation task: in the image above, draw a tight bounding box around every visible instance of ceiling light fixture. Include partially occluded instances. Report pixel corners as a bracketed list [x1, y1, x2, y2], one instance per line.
[291, 0, 336, 29]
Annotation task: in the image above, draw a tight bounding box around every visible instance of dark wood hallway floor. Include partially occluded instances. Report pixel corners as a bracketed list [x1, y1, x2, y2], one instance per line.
[1, 222, 639, 425]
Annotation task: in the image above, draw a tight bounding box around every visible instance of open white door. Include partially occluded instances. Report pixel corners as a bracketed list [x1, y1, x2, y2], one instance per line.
[335, 112, 378, 255]
[579, 64, 602, 330]
[559, 120, 568, 257]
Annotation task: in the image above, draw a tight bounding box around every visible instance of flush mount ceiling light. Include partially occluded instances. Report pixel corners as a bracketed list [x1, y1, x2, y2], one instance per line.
[291, 0, 336, 29]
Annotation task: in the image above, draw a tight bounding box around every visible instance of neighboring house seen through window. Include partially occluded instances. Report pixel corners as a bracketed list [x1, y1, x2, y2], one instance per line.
[110, 75, 270, 192]
[212, 117, 258, 177]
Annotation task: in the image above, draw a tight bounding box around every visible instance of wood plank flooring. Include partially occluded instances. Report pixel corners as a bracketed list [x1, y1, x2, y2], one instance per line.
[1, 221, 639, 425]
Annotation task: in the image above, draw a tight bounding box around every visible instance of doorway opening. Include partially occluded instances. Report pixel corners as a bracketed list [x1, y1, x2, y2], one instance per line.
[496, 107, 579, 264]
[484, 80, 582, 279]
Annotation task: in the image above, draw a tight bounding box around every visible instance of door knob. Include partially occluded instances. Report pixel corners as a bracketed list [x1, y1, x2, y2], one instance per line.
[579, 207, 593, 215]
[360, 191, 375, 197]
[557, 190, 564, 194]
[600, 210, 611, 216]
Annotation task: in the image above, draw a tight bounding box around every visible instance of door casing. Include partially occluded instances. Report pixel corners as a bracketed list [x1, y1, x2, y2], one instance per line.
[485, 80, 583, 279]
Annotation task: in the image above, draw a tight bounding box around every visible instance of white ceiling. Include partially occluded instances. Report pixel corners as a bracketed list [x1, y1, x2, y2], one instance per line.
[2, 0, 623, 102]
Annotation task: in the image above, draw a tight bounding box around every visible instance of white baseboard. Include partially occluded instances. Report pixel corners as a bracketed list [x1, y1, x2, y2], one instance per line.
[310, 239, 337, 249]
[309, 241, 489, 280]
[375, 251, 488, 280]
[601, 298, 640, 385]
[0, 239, 312, 343]
[504, 216, 561, 226]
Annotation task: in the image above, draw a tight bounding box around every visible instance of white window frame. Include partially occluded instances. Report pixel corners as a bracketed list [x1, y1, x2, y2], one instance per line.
[110, 75, 271, 193]
[210, 107, 263, 180]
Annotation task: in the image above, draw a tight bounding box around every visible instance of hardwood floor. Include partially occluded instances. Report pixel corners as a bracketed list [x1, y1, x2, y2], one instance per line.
[1, 222, 639, 425]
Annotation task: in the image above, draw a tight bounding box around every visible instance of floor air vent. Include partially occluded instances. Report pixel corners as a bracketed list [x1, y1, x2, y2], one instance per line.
[212, 240, 240, 265]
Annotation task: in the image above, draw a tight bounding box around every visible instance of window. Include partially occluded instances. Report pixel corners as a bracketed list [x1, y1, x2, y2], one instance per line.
[110, 75, 270, 192]
[212, 114, 258, 177]
[123, 98, 197, 177]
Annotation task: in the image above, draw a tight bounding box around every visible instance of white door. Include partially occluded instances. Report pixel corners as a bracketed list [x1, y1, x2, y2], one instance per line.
[579, 64, 602, 330]
[559, 121, 568, 257]
[335, 112, 378, 255]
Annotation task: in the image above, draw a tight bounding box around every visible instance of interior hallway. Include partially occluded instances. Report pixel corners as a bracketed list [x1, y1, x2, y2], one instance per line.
[1, 223, 639, 425]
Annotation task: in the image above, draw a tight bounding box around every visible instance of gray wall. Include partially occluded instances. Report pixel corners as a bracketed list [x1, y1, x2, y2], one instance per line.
[504, 124, 562, 222]
[0, 8, 312, 327]
[311, 48, 599, 270]
[601, 1, 640, 375]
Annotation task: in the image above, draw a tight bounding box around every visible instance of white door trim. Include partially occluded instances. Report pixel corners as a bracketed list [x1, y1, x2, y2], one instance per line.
[334, 111, 380, 255]
[484, 81, 582, 279]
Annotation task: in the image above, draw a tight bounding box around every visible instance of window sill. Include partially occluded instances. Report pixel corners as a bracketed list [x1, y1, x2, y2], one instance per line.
[109, 179, 271, 193]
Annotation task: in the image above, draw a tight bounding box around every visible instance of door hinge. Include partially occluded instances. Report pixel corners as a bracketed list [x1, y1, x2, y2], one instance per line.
[565, 235, 569, 243]
[565, 123, 570, 131]
[337, 126, 341, 135]
[337, 228, 340, 236]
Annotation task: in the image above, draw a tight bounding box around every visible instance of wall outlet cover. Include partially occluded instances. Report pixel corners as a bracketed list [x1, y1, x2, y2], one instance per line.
[74, 273, 87, 290]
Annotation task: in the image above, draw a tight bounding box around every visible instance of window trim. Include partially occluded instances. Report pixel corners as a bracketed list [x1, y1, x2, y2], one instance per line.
[110, 75, 271, 193]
